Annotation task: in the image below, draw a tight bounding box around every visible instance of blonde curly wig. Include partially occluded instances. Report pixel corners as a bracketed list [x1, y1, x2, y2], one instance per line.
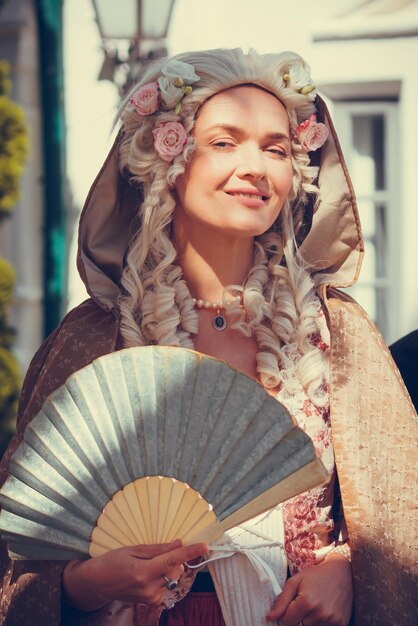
[117, 48, 328, 407]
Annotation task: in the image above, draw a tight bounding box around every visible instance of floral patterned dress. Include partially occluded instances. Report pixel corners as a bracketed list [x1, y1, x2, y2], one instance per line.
[158, 314, 345, 626]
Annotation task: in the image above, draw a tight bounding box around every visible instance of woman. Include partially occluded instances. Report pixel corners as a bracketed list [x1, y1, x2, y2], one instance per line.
[0, 49, 416, 626]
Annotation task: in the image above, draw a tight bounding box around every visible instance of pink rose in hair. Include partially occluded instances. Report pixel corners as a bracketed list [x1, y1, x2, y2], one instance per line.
[153, 121, 187, 162]
[129, 82, 159, 115]
[296, 114, 329, 152]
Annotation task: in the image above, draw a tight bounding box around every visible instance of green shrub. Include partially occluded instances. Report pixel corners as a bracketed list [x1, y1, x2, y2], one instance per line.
[0, 61, 11, 97]
[0, 347, 20, 456]
[0, 256, 15, 308]
[0, 60, 25, 453]
[0, 257, 16, 350]
[0, 62, 28, 220]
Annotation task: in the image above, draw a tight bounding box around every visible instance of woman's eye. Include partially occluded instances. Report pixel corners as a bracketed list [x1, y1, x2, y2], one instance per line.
[267, 147, 288, 157]
[212, 140, 234, 149]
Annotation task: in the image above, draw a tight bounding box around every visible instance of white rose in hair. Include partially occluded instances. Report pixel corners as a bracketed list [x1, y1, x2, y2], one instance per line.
[161, 59, 200, 86]
[288, 62, 316, 96]
[158, 76, 184, 109]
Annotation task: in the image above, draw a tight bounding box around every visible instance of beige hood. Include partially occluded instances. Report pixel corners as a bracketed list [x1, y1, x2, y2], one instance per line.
[77, 96, 363, 311]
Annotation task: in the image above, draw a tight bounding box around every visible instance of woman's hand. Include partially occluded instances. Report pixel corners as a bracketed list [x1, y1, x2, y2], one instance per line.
[267, 553, 353, 626]
[62, 539, 208, 611]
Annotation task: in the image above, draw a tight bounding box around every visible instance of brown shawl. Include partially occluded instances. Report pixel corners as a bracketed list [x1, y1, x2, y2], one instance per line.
[0, 96, 416, 625]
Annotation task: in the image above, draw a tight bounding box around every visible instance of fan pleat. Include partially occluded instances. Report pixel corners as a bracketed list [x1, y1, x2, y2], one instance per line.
[171, 352, 202, 481]
[24, 417, 110, 510]
[9, 444, 100, 524]
[6, 540, 87, 561]
[161, 350, 191, 477]
[0, 510, 89, 556]
[65, 368, 131, 488]
[0, 476, 94, 538]
[44, 392, 123, 499]
[93, 357, 137, 484]
[117, 352, 148, 478]
[45, 386, 120, 496]
[0, 489, 90, 543]
[175, 357, 229, 484]
[216, 436, 314, 519]
[203, 397, 294, 507]
[132, 354, 159, 476]
[194, 377, 270, 497]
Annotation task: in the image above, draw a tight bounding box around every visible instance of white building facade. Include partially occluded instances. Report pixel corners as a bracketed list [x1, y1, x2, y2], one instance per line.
[308, 0, 418, 344]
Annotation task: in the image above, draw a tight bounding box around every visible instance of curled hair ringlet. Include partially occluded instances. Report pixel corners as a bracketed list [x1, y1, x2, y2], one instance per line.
[117, 48, 329, 406]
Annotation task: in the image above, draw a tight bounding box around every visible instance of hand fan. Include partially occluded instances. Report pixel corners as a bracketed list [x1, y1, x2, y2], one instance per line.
[0, 346, 328, 560]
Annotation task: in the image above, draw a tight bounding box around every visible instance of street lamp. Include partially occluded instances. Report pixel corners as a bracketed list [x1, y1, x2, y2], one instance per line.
[91, 0, 176, 93]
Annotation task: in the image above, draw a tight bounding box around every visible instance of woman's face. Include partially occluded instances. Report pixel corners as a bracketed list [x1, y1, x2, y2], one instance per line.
[174, 85, 293, 242]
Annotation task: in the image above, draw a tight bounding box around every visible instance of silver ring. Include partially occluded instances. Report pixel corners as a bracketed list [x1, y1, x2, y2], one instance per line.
[162, 575, 178, 591]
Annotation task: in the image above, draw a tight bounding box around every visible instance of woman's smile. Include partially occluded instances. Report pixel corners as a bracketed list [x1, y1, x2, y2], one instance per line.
[224, 187, 270, 208]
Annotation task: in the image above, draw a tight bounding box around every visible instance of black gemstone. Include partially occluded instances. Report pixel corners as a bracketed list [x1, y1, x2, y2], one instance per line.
[213, 314, 227, 331]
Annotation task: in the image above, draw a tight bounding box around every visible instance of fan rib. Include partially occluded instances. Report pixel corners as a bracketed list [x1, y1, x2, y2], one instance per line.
[164, 487, 200, 541]
[160, 479, 185, 543]
[121, 482, 148, 544]
[147, 476, 161, 544]
[177, 496, 214, 539]
[95, 508, 135, 546]
[134, 478, 153, 544]
[180, 509, 216, 544]
[90, 525, 125, 556]
[109, 491, 144, 544]
[156, 477, 174, 543]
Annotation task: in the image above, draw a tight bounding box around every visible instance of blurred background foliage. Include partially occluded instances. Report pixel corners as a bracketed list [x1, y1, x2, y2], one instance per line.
[0, 60, 28, 221]
[0, 61, 27, 456]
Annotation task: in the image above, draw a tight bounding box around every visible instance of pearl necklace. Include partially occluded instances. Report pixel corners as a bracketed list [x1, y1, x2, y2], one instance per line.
[192, 295, 242, 331]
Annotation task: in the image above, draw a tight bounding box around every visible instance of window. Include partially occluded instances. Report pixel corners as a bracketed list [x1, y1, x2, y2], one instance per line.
[331, 102, 399, 341]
